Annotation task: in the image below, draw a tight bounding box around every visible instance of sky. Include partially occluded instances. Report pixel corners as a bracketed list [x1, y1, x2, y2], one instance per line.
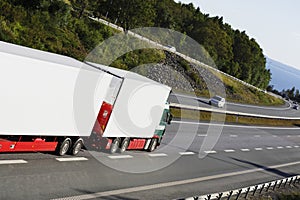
[175, 0, 300, 70]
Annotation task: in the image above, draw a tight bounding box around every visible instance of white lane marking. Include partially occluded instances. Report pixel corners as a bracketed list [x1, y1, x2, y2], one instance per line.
[204, 151, 217, 154]
[108, 155, 133, 159]
[294, 145, 299, 148]
[266, 147, 274, 150]
[148, 153, 167, 157]
[277, 146, 284, 149]
[226, 101, 291, 110]
[52, 161, 300, 200]
[173, 121, 300, 130]
[241, 149, 250, 152]
[286, 146, 292, 149]
[230, 135, 238, 137]
[224, 149, 235, 153]
[255, 148, 263, 151]
[287, 135, 291, 138]
[56, 157, 88, 162]
[254, 135, 261, 137]
[179, 152, 195, 155]
[197, 134, 207, 137]
[273, 135, 278, 137]
[0, 160, 27, 165]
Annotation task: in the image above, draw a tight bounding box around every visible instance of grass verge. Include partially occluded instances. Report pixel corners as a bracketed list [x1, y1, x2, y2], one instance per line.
[248, 185, 300, 200]
[171, 108, 300, 127]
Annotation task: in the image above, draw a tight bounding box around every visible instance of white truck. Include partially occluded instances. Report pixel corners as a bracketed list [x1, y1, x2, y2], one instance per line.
[0, 41, 172, 155]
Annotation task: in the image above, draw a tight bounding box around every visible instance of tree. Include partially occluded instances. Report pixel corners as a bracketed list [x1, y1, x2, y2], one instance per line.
[70, 0, 89, 18]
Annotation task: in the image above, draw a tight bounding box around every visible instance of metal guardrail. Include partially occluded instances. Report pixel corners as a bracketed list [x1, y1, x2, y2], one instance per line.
[90, 17, 298, 120]
[170, 103, 300, 120]
[89, 17, 266, 93]
[183, 175, 300, 200]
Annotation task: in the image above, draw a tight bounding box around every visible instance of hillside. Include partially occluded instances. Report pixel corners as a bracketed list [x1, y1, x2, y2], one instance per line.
[266, 57, 300, 91]
[91, 0, 271, 89]
[0, 0, 116, 60]
[0, 0, 283, 105]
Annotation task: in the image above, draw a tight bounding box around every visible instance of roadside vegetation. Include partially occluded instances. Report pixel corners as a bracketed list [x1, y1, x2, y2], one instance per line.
[92, 0, 271, 89]
[268, 85, 300, 103]
[171, 108, 300, 127]
[0, 0, 284, 106]
[249, 185, 300, 200]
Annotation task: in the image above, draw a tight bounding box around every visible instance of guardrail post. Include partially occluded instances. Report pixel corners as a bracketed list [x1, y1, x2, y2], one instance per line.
[272, 182, 277, 190]
[293, 177, 298, 184]
[259, 184, 265, 194]
[252, 185, 258, 196]
[244, 187, 250, 198]
[284, 179, 288, 187]
[206, 194, 211, 200]
[235, 189, 242, 200]
[289, 178, 293, 185]
[278, 180, 283, 188]
[217, 193, 223, 200]
[227, 191, 233, 200]
[266, 183, 271, 192]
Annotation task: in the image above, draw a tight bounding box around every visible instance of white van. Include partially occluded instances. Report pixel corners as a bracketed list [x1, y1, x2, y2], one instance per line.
[209, 95, 226, 108]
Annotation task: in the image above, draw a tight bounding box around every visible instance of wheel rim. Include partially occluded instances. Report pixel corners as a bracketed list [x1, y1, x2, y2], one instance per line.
[61, 142, 70, 155]
[150, 139, 157, 151]
[111, 140, 119, 153]
[120, 140, 129, 152]
[73, 142, 82, 155]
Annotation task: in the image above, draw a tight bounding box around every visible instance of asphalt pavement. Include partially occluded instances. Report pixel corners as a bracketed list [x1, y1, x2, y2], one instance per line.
[0, 121, 299, 199]
[169, 93, 300, 118]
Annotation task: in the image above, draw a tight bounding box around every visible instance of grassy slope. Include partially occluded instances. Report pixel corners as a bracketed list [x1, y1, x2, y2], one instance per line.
[0, 0, 284, 106]
[220, 73, 284, 106]
[171, 108, 300, 127]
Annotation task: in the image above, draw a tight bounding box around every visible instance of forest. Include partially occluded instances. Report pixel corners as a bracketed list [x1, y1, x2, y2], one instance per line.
[267, 85, 300, 103]
[0, 0, 271, 89]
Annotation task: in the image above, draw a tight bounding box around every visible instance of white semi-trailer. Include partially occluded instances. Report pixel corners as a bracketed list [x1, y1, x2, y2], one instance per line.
[0, 41, 172, 155]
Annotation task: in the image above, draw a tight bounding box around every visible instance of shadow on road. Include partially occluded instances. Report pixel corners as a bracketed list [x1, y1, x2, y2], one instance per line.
[195, 98, 210, 105]
[231, 157, 297, 178]
[72, 188, 139, 200]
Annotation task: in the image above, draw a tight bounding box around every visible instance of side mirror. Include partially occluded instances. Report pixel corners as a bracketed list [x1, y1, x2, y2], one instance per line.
[167, 112, 172, 125]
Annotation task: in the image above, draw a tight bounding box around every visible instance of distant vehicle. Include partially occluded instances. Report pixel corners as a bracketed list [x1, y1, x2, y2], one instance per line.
[209, 95, 226, 108]
[293, 105, 299, 110]
[166, 45, 176, 52]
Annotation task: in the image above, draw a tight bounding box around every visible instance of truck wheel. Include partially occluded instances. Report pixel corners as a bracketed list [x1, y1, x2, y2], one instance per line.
[120, 138, 130, 153]
[57, 138, 71, 156]
[70, 138, 83, 156]
[110, 138, 120, 154]
[148, 138, 158, 152]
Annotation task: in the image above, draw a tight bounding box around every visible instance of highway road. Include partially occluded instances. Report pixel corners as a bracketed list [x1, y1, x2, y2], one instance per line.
[169, 93, 300, 118]
[0, 121, 299, 199]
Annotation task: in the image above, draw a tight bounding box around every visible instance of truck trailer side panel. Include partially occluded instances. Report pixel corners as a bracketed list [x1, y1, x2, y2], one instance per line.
[86, 63, 171, 138]
[0, 42, 112, 137]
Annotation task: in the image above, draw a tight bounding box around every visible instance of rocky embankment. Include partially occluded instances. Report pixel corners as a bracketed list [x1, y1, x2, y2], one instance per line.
[132, 52, 225, 95]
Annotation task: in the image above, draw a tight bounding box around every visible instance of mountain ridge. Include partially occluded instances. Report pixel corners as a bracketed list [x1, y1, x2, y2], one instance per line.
[266, 57, 300, 91]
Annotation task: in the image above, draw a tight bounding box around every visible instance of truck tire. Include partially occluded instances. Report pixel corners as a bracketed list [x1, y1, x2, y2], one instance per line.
[57, 138, 71, 156]
[70, 138, 83, 156]
[110, 138, 120, 154]
[120, 138, 130, 153]
[148, 138, 158, 152]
